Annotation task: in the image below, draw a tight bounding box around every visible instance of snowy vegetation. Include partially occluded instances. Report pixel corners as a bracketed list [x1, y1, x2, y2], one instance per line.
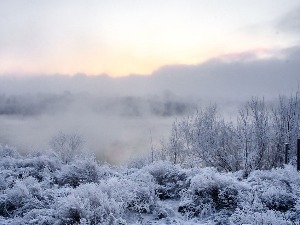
[1, 147, 300, 225]
[147, 92, 300, 176]
[1, 92, 300, 224]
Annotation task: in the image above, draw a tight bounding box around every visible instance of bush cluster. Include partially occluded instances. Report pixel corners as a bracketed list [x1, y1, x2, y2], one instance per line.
[1, 145, 300, 224]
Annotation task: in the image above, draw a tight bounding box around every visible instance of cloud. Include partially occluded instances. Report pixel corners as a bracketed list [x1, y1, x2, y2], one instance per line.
[276, 6, 300, 35]
[0, 46, 299, 163]
[151, 46, 300, 100]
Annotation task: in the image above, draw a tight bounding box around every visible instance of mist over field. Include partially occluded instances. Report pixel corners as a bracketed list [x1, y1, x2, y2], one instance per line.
[0, 46, 299, 163]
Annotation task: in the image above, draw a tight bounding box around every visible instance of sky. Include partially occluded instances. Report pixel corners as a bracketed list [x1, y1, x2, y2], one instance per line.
[1, 0, 300, 77]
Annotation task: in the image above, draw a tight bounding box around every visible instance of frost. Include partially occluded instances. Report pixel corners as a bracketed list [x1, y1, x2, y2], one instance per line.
[0, 144, 300, 224]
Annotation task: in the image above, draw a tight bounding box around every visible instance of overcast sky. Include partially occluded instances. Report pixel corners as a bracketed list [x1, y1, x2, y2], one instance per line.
[1, 0, 300, 76]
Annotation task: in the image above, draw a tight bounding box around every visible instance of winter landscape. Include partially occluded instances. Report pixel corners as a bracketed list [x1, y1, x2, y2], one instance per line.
[1, 1, 300, 224]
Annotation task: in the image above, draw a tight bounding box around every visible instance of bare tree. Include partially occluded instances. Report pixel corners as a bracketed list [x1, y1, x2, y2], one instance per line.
[216, 120, 242, 172]
[272, 91, 300, 166]
[270, 96, 289, 167]
[50, 132, 84, 164]
[164, 91, 300, 173]
[168, 120, 184, 164]
[166, 105, 242, 171]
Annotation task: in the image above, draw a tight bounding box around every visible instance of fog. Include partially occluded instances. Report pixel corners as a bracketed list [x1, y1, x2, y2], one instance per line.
[0, 46, 299, 163]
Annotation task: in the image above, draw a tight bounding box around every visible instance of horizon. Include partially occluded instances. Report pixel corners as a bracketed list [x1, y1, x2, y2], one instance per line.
[0, 45, 297, 78]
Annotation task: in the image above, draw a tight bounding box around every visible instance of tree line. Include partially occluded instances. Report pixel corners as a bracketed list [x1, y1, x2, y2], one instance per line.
[144, 91, 300, 176]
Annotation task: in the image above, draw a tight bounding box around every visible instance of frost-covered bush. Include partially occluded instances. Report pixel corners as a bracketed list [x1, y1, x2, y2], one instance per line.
[55, 158, 100, 187]
[0, 145, 20, 158]
[0, 177, 44, 217]
[97, 164, 118, 180]
[227, 166, 300, 225]
[21, 208, 57, 225]
[245, 165, 299, 212]
[152, 205, 169, 220]
[293, 199, 300, 222]
[55, 183, 124, 225]
[178, 167, 241, 217]
[1, 144, 300, 224]
[16, 155, 61, 182]
[126, 170, 158, 213]
[260, 181, 295, 212]
[0, 174, 6, 190]
[151, 201, 178, 221]
[99, 170, 158, 214]
[0, 153, 61, 190]
[230, 209, 294, 225]
[143, 161, 187, 199]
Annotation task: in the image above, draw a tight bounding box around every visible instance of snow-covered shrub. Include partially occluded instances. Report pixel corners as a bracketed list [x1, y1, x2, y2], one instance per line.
[245, 166, 299, 212]
[178, 167, 241, 217]
[21, 208, 57, 225]
[17, 155, 61, 182]
[0, 156, 18, 171]
[126, 170, 158, 213]
[0, 145, 20, 158]
[260, 181, 295, 212]
[152, 200, 179, 221]
[55, 183, 123, 225]
[229, 209, 293, 225]
[0, 216, 24, 225]
[98, 177, 135, 204]
[99, 170, 157, 214]
[55, 158, 99, 187]
[1, 143, 300, 224]
[152, 205, 169, 220]
[0, 177, 44, 217]
[0, 167, 20, 191]
[248, 164, 300, 187]
[143, 161, 187, 199]
[292, 199, 300, 222]
[0, 174, 6, 190]
[97, 164, 117, 180]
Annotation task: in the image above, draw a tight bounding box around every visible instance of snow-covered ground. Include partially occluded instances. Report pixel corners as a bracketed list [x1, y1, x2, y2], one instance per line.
[1, 145, 300, 225]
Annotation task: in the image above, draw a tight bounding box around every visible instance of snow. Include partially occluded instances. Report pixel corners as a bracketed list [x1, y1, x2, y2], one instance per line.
[1, 145, 300, 224]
